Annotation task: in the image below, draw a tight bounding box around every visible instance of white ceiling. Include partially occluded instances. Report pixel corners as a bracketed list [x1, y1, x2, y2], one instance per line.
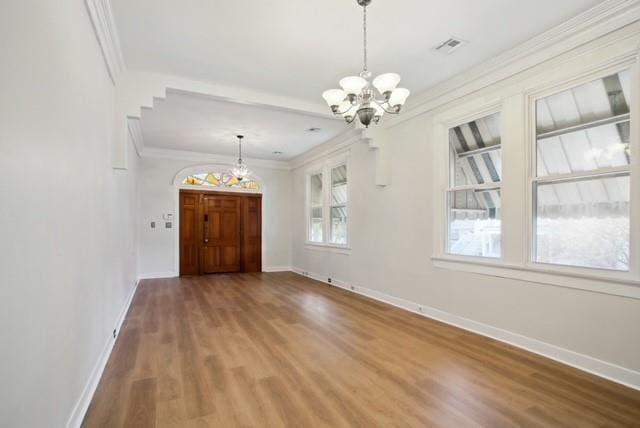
[140, 91, 347, 160]
[112, 0, 603, 102]
[113, 0, 605, 159]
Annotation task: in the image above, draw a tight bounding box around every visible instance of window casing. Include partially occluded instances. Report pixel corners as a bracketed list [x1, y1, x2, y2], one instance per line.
[307, 160, 349, 247]
[446, 112, 503, 258]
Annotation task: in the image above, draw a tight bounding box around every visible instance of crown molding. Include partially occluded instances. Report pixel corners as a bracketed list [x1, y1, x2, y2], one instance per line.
[385, 0, 640, 128]
[142, 147, 291, 171]
[126, 117, 144, 157]
[85, 0, 125, 84]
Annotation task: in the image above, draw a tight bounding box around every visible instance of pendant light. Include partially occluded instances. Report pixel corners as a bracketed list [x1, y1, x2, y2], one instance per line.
[231, 135, 250, 180]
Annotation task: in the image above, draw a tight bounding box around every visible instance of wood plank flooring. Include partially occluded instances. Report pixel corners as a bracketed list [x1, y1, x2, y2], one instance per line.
[83, 272, 640, 427]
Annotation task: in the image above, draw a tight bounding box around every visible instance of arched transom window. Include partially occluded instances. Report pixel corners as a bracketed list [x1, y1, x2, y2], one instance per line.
[182, 172, 260, 190]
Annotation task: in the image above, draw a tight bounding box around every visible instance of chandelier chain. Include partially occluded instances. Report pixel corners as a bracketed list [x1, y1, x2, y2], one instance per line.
[363, 4, 368, 72]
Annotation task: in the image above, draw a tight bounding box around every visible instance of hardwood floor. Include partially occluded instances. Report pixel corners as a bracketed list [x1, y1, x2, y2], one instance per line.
[83, 272, 640, 427]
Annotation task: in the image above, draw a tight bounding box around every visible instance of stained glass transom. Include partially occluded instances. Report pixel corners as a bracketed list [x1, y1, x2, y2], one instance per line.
[182, 172, 260, 190]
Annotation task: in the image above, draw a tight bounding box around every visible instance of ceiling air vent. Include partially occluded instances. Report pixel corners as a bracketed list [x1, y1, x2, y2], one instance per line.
[435, 37, 468, 54]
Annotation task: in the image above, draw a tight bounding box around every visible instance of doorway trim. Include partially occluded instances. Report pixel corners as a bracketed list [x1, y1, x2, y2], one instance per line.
[171, 163, 265, 276]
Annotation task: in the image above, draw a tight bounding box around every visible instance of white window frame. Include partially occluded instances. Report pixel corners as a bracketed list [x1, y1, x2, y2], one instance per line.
[527, 65, 634, 273]
[432, 51, 640, 299]
[445, 107, 504, 260]
[305, 154, 351, 251]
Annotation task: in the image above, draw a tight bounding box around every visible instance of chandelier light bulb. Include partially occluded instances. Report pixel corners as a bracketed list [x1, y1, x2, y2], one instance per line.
[339, 76, 368, 96]
[322, 89, 346, 109]
[373, 73, 401, 97]
[389, 88, 410, 109]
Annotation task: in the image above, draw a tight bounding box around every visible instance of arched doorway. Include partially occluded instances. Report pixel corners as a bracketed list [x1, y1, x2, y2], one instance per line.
[173, 166, 263, 275]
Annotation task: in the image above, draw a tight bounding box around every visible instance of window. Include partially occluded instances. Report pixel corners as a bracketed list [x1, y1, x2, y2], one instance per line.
[309, 173, 323, 242]
[307, 161, 349, 246]
[447, 112, 502, 257]
[182, 172, 260, 190]
[330, 165, 348, 244]
[533, 70, 631, 271]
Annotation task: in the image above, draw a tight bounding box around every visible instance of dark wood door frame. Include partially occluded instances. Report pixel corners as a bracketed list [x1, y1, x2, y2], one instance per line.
[179, 189, 262, 275]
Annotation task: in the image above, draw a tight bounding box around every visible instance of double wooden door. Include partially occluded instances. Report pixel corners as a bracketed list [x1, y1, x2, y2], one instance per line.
[179, 190, 261, 275]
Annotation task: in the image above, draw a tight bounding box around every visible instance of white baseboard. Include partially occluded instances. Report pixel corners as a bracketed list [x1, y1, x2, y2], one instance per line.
[137, 271, 177, 280]
[291, 267, 640, 391]
[262, 266, 292, 273]
[65, 279, 140, 428]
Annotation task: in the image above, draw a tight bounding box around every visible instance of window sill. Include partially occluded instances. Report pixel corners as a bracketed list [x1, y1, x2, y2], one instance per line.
[431, 255, 640, 300]
[304, 242, 351, 254]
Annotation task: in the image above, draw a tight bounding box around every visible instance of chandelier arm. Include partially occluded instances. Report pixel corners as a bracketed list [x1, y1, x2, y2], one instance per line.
[333, 103, 357, 116]
[372, 99, 401, 115]
[344, 114, 358, 125]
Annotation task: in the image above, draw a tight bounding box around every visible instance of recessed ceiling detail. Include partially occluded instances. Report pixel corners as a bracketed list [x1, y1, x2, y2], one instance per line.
[140, 91, 347, 161]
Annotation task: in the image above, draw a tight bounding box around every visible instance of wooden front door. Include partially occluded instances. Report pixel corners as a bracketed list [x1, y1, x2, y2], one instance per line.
[202, 194, 241, 273]
[179, 190, 262, 275]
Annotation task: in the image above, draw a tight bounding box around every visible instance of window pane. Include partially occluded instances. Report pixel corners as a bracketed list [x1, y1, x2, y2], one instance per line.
[331, 165, 347, 205]
[309, 173, 323, 242]
[330, 206, 347, 245]
[535, 175, 630, 270]
[536, 71, 631, 177]
[310, 173, 323, 206]
[310, 219, 323, 242]
[447, 189, 501, 257]
[449, 112, 502, 187]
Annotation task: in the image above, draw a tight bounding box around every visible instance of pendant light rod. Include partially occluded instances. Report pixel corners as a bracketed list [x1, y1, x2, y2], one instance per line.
[363, 3, 368, 72]
[237, 135, 244, 163]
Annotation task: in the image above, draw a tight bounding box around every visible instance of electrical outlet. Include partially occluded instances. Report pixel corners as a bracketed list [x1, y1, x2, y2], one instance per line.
[113, 329, 116, 338]
[327, 278, 332, 284]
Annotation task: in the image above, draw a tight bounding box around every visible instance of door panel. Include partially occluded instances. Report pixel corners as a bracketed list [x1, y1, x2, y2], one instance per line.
[202, 195, 240, 273]
[179, 193, 199, 275]
[242, 196, 262, 272]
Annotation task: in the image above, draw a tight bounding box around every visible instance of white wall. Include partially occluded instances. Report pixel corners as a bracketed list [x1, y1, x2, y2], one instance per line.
[138, 157, 292, 276]
[291, 25, 640, 384]
[0, 1, 140, 427]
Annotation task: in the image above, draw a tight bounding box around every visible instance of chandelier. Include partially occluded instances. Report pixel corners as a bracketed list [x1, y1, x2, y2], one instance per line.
[231, 135, 250, 180]
[322, 0, 410, 128]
